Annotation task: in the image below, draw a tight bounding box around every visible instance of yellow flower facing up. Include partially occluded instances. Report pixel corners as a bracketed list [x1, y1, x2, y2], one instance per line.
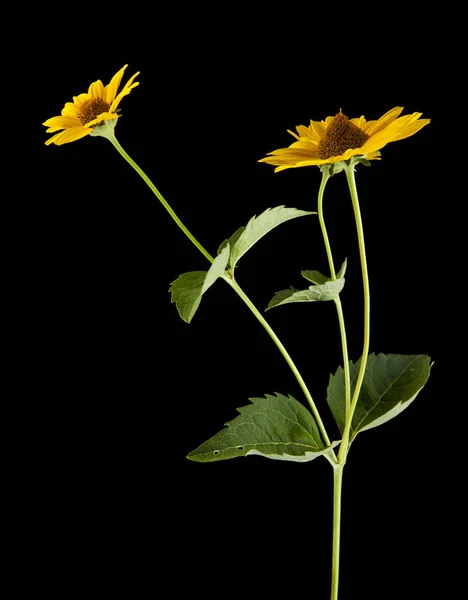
[43, 65, 140, 146]
[260, 107, 430, 172]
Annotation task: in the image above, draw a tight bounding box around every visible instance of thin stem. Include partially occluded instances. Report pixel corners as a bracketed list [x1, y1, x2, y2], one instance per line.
[107, 133, 214, 264]
[333, 299, 350, 414]
[338, 164, 371, 464]
[330, 465, 344, 600]
[317, 169, 351, 415]
[224, 275, 334, 451]
[317, 170, 336, 279]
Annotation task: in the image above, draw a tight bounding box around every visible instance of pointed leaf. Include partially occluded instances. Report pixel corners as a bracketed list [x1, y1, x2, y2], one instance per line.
[354, 156, 373, 167]
[336, 258, 348, 280]
[169, 245, 230, 323]
[327, 353, 432, 440]
[229, 206, 315, 268]
[302, 258, 347, 284]
[301, 270, 329, 285]
[266, 279, 345, 310]
[187, 393, 335, 463]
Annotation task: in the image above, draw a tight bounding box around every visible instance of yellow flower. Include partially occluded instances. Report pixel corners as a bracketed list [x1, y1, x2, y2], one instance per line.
[260, 107, 430, 172]
[43, 65, 140, 146]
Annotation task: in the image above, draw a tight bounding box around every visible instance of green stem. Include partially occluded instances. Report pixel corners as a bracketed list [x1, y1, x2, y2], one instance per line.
[317, 170, 336, 280]
[330, 465, 344, 600]
[108, 133, 214, 264]
[338, 164, 371, 464]
[318, 168, 350, 599]
[107, 132, 336, 458]
[224, 275, 333, 450]
[334, 300, 351, 414]
[317, 169, 351, 415]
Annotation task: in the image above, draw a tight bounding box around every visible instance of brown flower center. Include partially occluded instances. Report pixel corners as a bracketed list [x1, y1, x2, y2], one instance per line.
[317, 112, 369, 159]
[78, 98, 111, 126]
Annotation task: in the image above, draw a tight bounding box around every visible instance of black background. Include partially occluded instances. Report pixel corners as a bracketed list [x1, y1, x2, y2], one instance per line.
[18, 6, 459, 599]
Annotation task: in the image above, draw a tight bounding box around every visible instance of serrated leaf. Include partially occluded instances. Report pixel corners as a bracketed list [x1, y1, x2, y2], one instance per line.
[327, 353, 432, 440]
[169, 245, 230, 323]
[229, 206, 314, 268]
[187, 393, 335, 463]
[266, 279, 345, 310]
[302, 258, 347, 284]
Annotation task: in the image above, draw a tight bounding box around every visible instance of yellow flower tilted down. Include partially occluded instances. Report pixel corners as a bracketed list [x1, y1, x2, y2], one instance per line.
[43, 65, 139, 146]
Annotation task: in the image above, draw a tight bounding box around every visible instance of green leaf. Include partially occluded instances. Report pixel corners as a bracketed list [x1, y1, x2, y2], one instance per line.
[217, 226, 245, 262]
[169, 271, 206, 323]
[356, 158, 371, 167]
[301, 270, 329, 285]
[302, 258, 347, 285]
[169, 245, 230, 323]
[266, 279, 345, 310]
[229, 206, 315, 268]
[202, 244, 230, 294]
[187, 392, 336, 463]
[327, 353, 432, 440]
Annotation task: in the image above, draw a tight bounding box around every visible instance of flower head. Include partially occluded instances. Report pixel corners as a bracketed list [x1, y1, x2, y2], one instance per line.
[260, 107, 430, 172]
[43, 65, 140, 146]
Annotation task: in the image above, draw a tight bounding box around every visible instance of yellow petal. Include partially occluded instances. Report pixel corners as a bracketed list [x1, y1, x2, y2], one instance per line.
[274, 165, 296, 172]
[390, 118, 430, 141]
[105, 65, 128, 104]
[109, 72, 140, 112]
[45, 126, 91, 146]
[84, 112, 119, 128]
[289, 140, 319, 151]
[61, 102, 81, 118]
[350, 115, 366, 129]
[266, 146, 318, 158]
[363, 107, 404, 136]
[43, 115, 81, 132]
[294, 124, 318, 142]
[73, 93, 89, 106]
[308, 120, 326, 142]
[360, 127, 401, 153]
[287, 129, 301, 141]
[88, 79, 105, 98]
[297, 158, 329, 166]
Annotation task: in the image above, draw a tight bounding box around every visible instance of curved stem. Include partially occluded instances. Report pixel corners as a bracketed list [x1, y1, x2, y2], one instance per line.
[107, 133, 214, 264]
[224, 275, 334, 451]
[330, 464, 344, 600]
[333, 299, 351, 414]
[317, 169, 351, 415]
[317, 170, 336, 280]
[338, 164, 371, 464]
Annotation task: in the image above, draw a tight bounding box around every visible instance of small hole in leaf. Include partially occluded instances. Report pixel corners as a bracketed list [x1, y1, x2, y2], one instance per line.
[237, 446, 244, 451]
[214, 451, 219, 455]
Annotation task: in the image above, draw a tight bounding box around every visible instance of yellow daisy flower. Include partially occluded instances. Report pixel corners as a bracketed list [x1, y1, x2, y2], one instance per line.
[43, 65, 140, 146]
[260, 107, 430, 172]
